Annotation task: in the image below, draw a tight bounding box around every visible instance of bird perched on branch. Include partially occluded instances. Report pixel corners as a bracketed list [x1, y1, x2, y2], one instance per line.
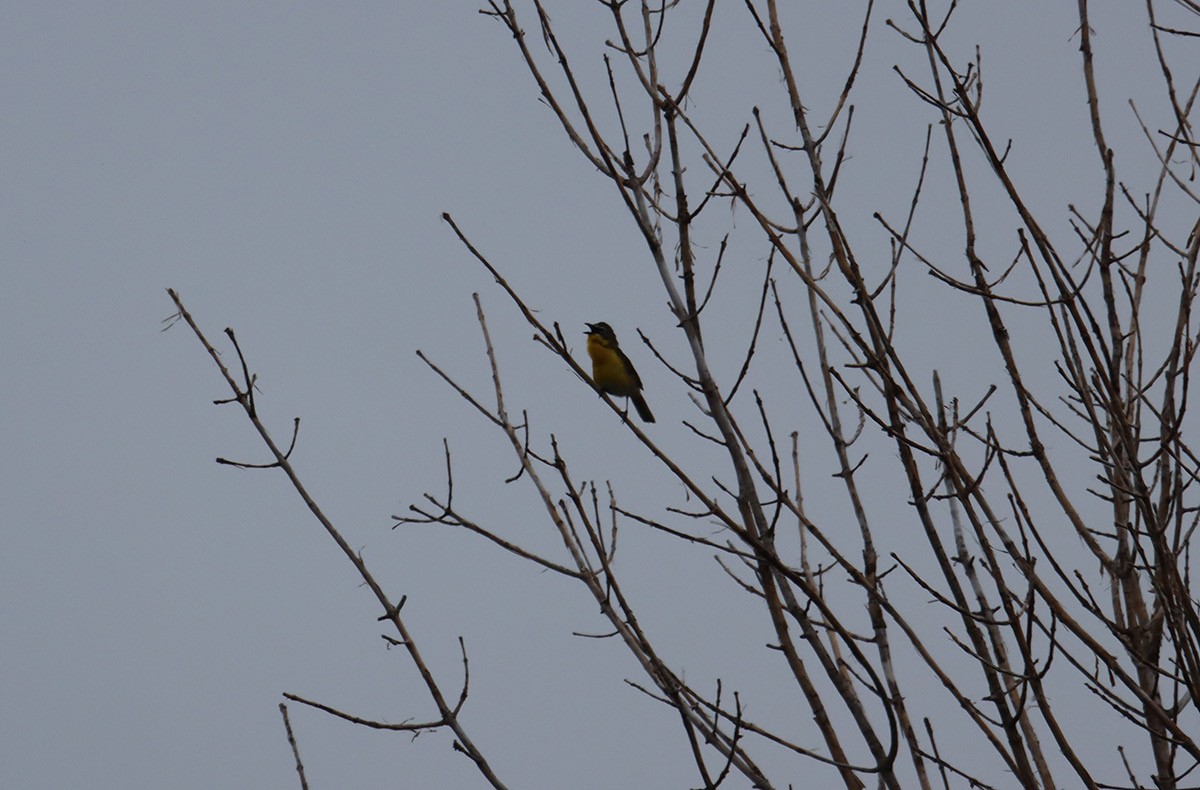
[584, 322, 655, 423]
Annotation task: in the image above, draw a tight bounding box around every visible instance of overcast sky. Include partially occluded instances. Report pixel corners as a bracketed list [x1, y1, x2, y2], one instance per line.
[3, 3, 1195, 788]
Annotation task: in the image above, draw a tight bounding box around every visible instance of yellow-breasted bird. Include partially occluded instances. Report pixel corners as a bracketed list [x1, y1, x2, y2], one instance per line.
[585, 322, 655, 423]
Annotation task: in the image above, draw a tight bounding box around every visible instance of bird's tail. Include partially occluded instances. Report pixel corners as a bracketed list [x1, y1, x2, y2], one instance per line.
[632, 394, 655, 423]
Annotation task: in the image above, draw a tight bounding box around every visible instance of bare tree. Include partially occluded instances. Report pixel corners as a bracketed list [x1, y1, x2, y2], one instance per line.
[170, 2, 1200, 787]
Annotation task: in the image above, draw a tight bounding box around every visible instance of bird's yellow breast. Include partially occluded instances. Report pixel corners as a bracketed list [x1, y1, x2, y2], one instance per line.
[588, 334, 639, 396]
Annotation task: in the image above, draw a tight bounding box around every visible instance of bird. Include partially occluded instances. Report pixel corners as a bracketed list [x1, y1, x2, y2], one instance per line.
[584, 322, 655, 423]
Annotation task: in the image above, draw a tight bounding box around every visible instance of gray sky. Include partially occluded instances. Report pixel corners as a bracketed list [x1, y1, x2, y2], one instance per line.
[3, 3, 1193, 788]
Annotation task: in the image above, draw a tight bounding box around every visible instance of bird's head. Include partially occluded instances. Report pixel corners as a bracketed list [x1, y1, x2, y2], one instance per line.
[585, 322, 616, 342]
